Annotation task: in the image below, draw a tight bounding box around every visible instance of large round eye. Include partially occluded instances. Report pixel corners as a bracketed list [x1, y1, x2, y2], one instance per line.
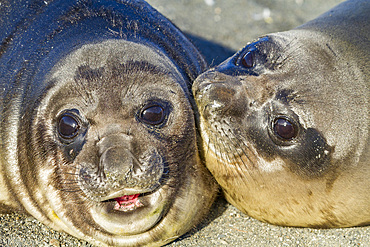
[241, 51, 254, 68]
[58, 114, 80, 139]
[273, 117, 297, 140]
[140, 104, 165, 126]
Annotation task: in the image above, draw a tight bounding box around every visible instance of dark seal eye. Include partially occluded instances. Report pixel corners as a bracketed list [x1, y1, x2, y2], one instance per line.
[241, 51, 254, 68]
[273, 117, 297, 140]
[58, 114, 80, 139]
[140, 104, 165, 125]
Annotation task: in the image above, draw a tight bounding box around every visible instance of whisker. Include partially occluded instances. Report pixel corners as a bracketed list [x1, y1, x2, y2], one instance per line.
[70, 78, 92, 107]
[58, 172, 79, 176]
[228, 129, 267, 185]
[217, 129, 249, 188]
[59, 189, 82, 193]
[207, 124, 232, 178]
[60, 181, 80, 185]
[219, 126, 254, 184]
[60, 162, 79, 170]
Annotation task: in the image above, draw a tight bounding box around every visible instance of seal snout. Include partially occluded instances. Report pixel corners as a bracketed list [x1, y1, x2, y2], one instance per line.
[194, 71, 248, 120]
[100, 147, 136, 178]
[79, 132, 164, 204]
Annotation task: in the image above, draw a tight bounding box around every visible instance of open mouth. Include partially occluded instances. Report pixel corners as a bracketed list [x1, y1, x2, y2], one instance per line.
[99, 187, 160, 213]
[113, 194, 144, 212]
[91, 185, 170, 235]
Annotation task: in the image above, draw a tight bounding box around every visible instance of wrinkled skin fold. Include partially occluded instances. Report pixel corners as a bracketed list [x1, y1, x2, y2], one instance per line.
[0, 0, 218, 246]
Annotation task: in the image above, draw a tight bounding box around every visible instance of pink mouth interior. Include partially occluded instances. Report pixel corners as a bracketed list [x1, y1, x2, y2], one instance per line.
[114, 194, 140, 204]
[113, 194, 143, 211]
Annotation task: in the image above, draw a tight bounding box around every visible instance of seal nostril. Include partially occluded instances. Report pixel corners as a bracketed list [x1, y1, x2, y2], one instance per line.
[80, 168, 92, 182]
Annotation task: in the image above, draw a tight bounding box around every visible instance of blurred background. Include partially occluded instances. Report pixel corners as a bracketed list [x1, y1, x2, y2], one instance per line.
[147, 0, 345, 65]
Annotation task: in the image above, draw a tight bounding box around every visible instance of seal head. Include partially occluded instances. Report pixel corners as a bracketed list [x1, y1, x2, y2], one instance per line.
[193, 0, 369, 228]
[0, 0, 217, 246]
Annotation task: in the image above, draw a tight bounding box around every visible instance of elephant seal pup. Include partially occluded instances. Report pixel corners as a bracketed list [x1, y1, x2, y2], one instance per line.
[193, 0, 369, 228]
[0, 0, 218, 246]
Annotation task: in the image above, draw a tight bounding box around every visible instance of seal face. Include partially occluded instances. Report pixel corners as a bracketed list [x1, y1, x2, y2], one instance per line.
[193, 0, 369, 228]
[0, 1, 217, 246]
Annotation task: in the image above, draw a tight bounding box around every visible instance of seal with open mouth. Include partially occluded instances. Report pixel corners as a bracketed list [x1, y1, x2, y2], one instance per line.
[193, 0, 369, 228]
[0, 0, 218, 246]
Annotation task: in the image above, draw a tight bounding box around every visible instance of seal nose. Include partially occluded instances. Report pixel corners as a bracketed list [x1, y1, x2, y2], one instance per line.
[94, 133, 164, 190]
[96, 133, 138, 177]
[193, 71, 245, 120]
[79, 131, 164, 201]
[194, 71, 235, 102]
[100, 147, 137, 177]
[193, 70, 228, 96]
